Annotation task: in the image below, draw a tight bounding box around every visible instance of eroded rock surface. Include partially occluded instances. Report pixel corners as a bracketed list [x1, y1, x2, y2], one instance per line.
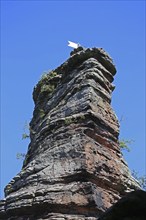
[99, 190, 146, 220]
[0, 47, 141, 219]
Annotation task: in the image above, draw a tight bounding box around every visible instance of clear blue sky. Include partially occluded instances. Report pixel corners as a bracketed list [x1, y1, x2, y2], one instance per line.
[0, 0, 145, 198]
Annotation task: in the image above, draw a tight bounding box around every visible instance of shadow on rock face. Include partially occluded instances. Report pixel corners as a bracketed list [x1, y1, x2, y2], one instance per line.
[99, 190, 146, 220]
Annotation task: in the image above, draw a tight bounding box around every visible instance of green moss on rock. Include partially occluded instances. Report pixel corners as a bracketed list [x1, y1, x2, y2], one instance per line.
[33, 71, 60, 104]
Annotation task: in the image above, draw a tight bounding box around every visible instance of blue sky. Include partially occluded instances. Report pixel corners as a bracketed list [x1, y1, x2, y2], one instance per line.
[0, 0, 145, 198]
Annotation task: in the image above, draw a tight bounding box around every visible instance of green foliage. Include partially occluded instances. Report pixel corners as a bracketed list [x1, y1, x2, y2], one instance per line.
[64, 117, 78, 125]
[65, 117, 78, 125]
[39, 109, 45, 118]
[22, 133, 30, 139]
[80, 115, 85, 120]
[16, 153, 26, 160]
[5, 184, 13, 194]
[40, 71, 58, 83]
[64, 117, 74, 125]
[40, 72, 49, 80]
[132, 170, 146, 191]
[64, 115, 85, 125]
[49, 71, 58, 78]
[39, 71, 57, 96]
[33, 70, 58, 104]
[40, 84, 55, 94]
[17, 121, 30, 161]
[119, 139, 134, 152]
[22, 121, 30, 140]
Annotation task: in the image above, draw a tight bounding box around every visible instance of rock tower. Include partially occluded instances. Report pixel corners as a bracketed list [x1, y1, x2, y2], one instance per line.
[0, 47, 140, 219]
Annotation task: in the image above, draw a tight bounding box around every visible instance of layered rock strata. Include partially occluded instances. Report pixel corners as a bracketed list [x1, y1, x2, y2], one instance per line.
[0, 47, 140, 219]
[99, 190, 146, 220]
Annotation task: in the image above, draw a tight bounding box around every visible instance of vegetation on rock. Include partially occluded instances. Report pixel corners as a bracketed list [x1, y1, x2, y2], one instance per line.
[33, 70, 59, 104]
[119, 138, 134, 152]
[132, 170, 146, 191]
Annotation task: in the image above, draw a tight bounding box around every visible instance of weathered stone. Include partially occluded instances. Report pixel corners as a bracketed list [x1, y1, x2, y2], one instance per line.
[0, 47, 141, 219]
[99, 190, 146, 220]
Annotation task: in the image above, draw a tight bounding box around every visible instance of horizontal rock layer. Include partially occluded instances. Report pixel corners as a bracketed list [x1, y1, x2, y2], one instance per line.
[0, 47, 140, 219]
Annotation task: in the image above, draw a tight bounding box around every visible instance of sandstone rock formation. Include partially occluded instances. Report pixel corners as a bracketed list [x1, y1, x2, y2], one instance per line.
[99, 190, 146, 220]
[0, 47, 141, 219]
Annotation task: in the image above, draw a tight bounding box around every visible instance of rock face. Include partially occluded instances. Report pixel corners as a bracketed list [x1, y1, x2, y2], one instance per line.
[0, 47, 141, 219]
[99, 190, 146, 220]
